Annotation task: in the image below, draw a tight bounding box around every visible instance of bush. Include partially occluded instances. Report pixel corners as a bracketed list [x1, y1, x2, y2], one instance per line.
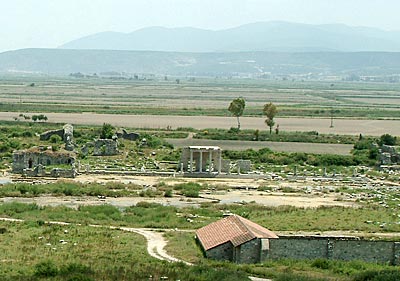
[50, 134, 62, 143]
[353, 269, 400, 281]
[34, 260, 59, 277]
[164, 189, 173, 197]
[379, 134, 396, 146]
[100, 123, 115, 139]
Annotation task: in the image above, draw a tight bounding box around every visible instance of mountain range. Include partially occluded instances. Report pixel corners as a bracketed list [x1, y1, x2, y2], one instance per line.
[60, 21, 400, 52]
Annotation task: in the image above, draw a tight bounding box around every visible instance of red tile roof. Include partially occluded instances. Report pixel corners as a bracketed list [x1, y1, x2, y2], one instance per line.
[196, 215, 278, 251]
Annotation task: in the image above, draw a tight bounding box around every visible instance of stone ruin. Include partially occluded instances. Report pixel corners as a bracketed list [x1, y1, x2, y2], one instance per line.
[179, 146, 253, 176]
[180, 146, 223, 174]
[116, 129, 140, 141]
[12, 146, 76, 178]
[40, 124, 75, 151]
[379, 145, 400, 165]
[237, 160, 252, 174]
[81, 138, 119, 156]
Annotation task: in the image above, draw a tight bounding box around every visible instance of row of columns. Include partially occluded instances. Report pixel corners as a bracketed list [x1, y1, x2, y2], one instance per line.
[189, 148, 222, 174]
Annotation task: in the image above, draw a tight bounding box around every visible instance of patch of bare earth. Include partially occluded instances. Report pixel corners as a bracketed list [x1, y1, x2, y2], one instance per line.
[1, 112, 400, 136]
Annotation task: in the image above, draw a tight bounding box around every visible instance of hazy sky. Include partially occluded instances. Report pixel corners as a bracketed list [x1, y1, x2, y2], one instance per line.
[1, 0, 400, 52]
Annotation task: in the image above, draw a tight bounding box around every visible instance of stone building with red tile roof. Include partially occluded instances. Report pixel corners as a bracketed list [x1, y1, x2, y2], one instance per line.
[196, 215, 278, 263]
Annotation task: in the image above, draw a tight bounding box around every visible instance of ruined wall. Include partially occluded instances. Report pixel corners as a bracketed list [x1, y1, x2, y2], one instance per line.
[13, 150, 75, 173]
[265, 237, 400, 265]
[206, 242, 233, 261]
[12, 148, 76, 178]
[221, 159, 231, 173]
[93, 139, 119, 156]
[116, 129, 139, 141]
[237, 160, 251, 173]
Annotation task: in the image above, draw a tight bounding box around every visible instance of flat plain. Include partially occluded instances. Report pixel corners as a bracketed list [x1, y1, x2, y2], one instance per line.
[1, 77, 400, 136]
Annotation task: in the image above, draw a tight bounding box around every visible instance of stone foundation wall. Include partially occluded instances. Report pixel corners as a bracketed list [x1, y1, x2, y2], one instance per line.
[235, 239, 261, 263]
[265, 237, 400, 265]
[265, 237, 327, 261]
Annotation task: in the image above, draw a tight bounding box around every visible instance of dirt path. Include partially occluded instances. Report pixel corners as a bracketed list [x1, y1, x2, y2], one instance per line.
[2, 112, 400, 136]
[121, 227, 192, 265]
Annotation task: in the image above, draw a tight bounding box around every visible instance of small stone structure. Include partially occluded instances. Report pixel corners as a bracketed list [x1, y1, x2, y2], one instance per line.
[40, 124, 75, 151]
[196, 215, 278, 263]
[379, 145, 400, 165]
[180, 146, 223, 174]
[116, 129, 140, 141]
[12, 147, 76, 178]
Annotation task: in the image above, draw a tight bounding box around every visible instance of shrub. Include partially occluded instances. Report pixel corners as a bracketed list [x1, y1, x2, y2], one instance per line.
[164, 189, 173, 197]
[100, 123, 115, 139]
[379, 134, 396, 146]
[353, 269, 400, 281]
[34, 260, 59, 277]
[50, 134, 62, 143]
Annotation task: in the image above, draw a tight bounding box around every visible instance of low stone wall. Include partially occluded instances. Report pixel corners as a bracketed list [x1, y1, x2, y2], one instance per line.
[206, 241, 233, 261]
[263, 236, 400, 265]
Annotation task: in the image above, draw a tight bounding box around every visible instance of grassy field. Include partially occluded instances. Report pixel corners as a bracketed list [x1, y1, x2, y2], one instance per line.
[0, 203, 398, 281]
[0, 220, 249, 280]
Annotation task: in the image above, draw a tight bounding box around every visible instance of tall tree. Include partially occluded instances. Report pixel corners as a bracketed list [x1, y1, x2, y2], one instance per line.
[228, 98, 246, 130]
[263, 102, 278, 134]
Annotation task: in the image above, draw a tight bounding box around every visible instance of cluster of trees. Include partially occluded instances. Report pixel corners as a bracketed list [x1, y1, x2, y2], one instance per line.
[32, 114, 48, 122]
[228, 98, 278, 133]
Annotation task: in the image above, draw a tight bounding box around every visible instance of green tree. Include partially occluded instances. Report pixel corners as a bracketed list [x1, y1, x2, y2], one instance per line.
[263, 102, 278, 134]
[100, 123, 115, 139]
[228, 97, 245, 130]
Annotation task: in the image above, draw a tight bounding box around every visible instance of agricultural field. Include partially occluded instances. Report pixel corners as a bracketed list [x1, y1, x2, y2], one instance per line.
[1, 76, 400, 118]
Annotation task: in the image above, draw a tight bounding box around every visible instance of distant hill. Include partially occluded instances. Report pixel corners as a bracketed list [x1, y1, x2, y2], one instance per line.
[60, 22, 400, 52]
[1, 48, 400, 77]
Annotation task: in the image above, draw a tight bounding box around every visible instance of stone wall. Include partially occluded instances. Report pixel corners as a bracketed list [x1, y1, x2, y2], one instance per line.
[206, 242, 233, 261]
[221, 159, 231, 173]
[13, 148, 76, 173]
[332, 240, 395, 264]
[235, 238, 261, 263]
[266, 237, 327, 261]
[237, 160, 251, 173]
[265, 237, 400, 265]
